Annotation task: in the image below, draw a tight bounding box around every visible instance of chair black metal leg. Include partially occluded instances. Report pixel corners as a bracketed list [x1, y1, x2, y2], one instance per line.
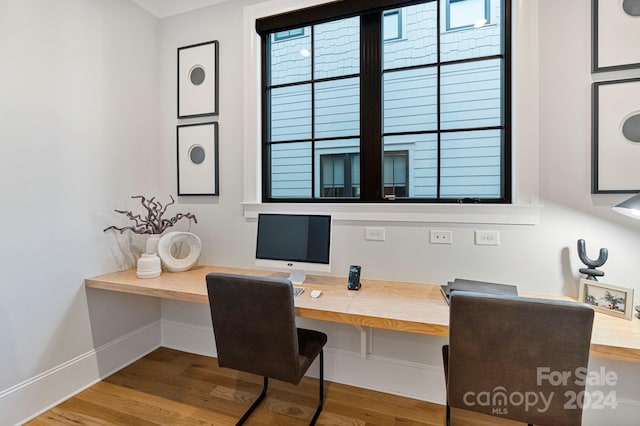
[442, 344, 450, 426]
[445, 401, 450, 426]
[236, 376, 268, 426]
[309, 350, 324, 426]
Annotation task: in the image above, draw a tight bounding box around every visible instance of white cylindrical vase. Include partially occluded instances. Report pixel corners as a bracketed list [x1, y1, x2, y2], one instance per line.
[145, 234, 162, 254]
[137, 253, 161, 279]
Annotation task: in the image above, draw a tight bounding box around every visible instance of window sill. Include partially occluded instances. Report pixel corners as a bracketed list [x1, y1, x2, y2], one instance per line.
[242, 202, 541, 225]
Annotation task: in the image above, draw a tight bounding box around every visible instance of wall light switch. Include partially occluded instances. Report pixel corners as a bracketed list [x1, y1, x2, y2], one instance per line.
[365, 227, 385, 241]
[475, 230, 500, 246]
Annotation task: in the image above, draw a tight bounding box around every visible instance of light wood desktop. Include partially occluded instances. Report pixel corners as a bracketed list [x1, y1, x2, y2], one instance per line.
[85, 265, 640, 363]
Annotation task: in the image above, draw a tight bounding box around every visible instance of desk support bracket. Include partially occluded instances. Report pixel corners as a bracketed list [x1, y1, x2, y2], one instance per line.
[353, 325, 373, 358]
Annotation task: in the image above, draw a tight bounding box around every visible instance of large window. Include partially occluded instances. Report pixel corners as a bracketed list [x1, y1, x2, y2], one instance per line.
[257, 0, 510, 203]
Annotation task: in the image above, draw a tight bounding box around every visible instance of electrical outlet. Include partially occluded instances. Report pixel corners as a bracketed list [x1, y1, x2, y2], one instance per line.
[430, 230, 453, 244]
[365, 227, 385, 241]
[475, 230, 500, 246]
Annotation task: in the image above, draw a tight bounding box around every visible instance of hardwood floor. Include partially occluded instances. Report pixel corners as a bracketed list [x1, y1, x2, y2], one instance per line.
[28, 347, 524, 425]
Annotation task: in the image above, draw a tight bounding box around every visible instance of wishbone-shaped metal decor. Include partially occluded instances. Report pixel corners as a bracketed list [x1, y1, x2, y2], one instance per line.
[577, 239, 608, 281]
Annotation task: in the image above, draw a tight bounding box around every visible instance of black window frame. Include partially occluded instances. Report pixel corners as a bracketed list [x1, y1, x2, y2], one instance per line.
[257, 0, 511, 204]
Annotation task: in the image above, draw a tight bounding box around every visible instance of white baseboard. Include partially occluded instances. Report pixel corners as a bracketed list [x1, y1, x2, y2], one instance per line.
[583, 397, 640, 426]
[1, 321, 161, 426]
[161, 319, 217, 357]
[10, 318, 635, 426]
[160, 319, 640, 424]
[160, 318, 445, 402]
[323, 348, 446, 403]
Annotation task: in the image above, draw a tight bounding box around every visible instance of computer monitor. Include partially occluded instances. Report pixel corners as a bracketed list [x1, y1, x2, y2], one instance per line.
[255, 213, 332, 284]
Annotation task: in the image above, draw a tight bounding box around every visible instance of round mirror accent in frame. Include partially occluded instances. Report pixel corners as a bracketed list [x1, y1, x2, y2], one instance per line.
[621, 112, 640, 143]
[189, 65, 206, 86]
[622, 0, 640, 16]
[188, 144, 206, 165]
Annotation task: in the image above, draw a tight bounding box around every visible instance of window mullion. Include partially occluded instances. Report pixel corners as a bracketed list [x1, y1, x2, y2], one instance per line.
[436, 0, 442, 200]
[261, 35, 271, 201]
[311, 27, 316, 199]
[360, 12, 383, 202]
[345, 154, 352, 197]
[502, 0, 512, 202]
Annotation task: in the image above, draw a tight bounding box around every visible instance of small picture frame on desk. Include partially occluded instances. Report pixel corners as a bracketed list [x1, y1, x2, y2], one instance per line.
[579, 279, 634, 320]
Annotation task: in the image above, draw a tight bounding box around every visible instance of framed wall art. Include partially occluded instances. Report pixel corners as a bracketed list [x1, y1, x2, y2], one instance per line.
[592, 77, 640, 193]
[177, 40, 219, 118]
[592, 0, 640, 72]
[579, 279, 634, 320]
[177, 122, 219, 196]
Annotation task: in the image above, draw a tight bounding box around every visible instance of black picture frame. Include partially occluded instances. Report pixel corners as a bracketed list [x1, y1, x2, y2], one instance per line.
[592, 0, 640, 73]
[592, 77, 640, 193]
[177, 122, 219, 196]
[177, 40, 219, 118]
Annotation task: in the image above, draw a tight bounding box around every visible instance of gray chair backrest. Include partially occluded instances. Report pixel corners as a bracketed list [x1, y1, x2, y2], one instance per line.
[448, 292, 594, 426]
[206, 273, 301, 383]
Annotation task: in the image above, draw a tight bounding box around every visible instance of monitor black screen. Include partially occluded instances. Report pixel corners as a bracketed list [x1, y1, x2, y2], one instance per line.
[256, 214, 331, 264]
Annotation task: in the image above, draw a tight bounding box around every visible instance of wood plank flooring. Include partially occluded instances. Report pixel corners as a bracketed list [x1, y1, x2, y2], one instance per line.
[28, 347, 525, 425]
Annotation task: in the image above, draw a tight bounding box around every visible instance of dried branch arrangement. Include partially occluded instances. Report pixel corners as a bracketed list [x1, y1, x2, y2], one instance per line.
[104, 195, 197, 235]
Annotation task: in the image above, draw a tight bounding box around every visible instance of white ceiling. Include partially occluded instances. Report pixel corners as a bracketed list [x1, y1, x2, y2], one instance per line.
[131, 0, 229, 18]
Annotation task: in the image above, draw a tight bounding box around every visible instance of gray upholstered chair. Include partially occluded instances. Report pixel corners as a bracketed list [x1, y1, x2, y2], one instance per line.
[442, 292, 594, 426]
[206, 272, 327, 425]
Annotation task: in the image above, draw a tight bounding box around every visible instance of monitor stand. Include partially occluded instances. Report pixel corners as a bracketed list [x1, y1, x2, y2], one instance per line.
[288, 269, 306, 285]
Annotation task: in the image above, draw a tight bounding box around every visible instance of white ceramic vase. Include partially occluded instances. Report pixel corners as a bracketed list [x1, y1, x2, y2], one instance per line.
[157, 232, 202, 272]
[145, 234, 162, 254]
[137, 253, 161, 278]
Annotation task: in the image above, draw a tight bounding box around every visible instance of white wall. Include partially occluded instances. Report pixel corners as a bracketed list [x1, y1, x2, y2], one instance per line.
[158, 0, 640, 424]
[2, 0, 639, 424]
[0, 1, 164, 424]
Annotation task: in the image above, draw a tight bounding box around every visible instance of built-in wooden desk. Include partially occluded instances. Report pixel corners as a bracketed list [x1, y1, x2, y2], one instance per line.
[85, 265, 640, 363]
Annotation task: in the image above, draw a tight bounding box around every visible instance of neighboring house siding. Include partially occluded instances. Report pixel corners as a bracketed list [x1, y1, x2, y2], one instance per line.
[315, 78, 360, 139]
[269, 1, 503, 199]
[271, 85, 311, 141]
[314, 17, 360, 80]
[271, 142, 312, 198]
